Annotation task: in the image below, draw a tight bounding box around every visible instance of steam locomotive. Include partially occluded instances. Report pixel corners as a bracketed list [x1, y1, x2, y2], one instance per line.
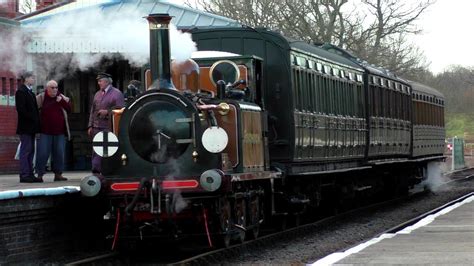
[80, 14, 445, 248]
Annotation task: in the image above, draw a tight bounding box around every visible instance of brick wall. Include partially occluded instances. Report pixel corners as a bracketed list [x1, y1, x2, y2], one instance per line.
[0, 194, 107, 263]
[35, 0, 61, 10]
[0, 1, 19, 19]
[0, 70, 20, 174]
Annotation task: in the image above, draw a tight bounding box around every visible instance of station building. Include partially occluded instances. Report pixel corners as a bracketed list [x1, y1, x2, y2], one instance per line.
[0, 17, 21, 173]
[0, 0, 65, 173]
[0, 0, 240, 173]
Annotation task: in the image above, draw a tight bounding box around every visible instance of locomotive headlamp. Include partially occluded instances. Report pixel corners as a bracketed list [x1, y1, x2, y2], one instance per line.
[80, 175, 102, 197]
[200, 169, 224, 192]
[202, 126, 228, 153]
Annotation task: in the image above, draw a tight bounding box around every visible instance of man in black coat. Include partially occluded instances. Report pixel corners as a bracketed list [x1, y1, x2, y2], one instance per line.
[15, 71, 42, 183]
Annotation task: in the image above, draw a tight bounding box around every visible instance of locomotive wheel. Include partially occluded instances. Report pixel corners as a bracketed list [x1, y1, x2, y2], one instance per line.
[247, 195, 261, 239]
[234, 198, 246, 243]
[218, 198, 232, 248]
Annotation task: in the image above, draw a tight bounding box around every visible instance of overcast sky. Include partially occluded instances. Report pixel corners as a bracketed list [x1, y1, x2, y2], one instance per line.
[413, 0, 474, 73]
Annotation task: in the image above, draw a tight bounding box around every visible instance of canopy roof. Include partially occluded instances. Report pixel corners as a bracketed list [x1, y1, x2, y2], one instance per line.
[20, 0, 241, 54]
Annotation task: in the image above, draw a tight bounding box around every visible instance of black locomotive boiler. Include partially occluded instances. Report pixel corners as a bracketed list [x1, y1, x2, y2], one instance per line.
[80, 14, 445, 249]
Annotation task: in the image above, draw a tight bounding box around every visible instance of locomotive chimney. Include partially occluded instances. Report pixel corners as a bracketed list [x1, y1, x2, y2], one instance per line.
[146, 13, 173, 89]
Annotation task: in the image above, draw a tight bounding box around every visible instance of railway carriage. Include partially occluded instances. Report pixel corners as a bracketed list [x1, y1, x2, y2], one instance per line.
[192, 28, 369, 175]
[409, 81, 445, 158]
[81, 14, 446, 249]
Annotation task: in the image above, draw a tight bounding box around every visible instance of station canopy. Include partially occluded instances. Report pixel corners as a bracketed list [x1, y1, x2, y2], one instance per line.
[20, 0, 242, 54]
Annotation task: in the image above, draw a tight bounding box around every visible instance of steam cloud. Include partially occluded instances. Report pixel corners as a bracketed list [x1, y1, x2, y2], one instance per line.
[422, 161, 446, 192]
[0, 6, 197, 79]
[166, 159, 189, 213]
[0, 28, 27, 75]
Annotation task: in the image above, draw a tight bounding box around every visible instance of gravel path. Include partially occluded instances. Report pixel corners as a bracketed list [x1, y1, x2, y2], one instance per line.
[223, 174, 474, 264]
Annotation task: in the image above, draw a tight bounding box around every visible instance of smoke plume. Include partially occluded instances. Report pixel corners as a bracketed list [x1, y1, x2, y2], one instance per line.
[3, 6, 197, 79]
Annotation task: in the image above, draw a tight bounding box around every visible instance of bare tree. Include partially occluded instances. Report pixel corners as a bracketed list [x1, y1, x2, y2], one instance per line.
[185, 0, 434, 76]
[429, 66, 474, 114]
[351, 0, 434, 73]
[19, 0, 36, 14]
[188, 0, 281, 28]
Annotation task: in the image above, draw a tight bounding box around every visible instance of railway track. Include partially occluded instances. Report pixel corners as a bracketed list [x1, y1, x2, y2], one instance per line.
[173, 168, 474, 264]
[64, 167, 474, 265]
[64, 252, 119, 266]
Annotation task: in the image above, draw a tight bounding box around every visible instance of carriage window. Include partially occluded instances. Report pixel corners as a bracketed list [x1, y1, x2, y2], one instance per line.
[329, 77, 335, 114]
[293, 68, 299, 110]
[330, 78, 341, 114]
[291, 55, 297, 65]
[317, 75, 322, 113]
[316, 62, 322, 72]
[321, 75, 327, 113]
[372, 85, 377, 116]
[325, 66, 331, 75]
[311, 72, 317, 112]
[301, 69, 308, 111]
[296, 56, 304, 66]
[296, 69, 302, 110]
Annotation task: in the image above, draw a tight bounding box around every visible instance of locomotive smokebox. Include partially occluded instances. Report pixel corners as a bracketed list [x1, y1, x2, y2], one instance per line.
[146, 13, 173, 89]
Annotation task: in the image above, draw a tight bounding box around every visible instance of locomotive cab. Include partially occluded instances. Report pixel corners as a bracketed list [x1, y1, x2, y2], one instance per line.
[191, 53, 268, 173]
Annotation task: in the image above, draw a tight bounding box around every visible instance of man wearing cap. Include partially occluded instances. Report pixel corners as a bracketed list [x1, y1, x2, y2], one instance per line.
[124, 79, 142, 100]
[15, 71, 42, 183]
[87, 72, 124, 174]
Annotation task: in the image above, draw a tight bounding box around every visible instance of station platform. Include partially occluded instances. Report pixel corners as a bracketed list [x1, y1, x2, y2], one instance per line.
[0, 171, 87, 200]
[313, 193, 474, 265]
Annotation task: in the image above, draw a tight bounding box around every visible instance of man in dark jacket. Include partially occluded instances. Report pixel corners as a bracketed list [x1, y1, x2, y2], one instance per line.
[15, 71, 42, 183]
